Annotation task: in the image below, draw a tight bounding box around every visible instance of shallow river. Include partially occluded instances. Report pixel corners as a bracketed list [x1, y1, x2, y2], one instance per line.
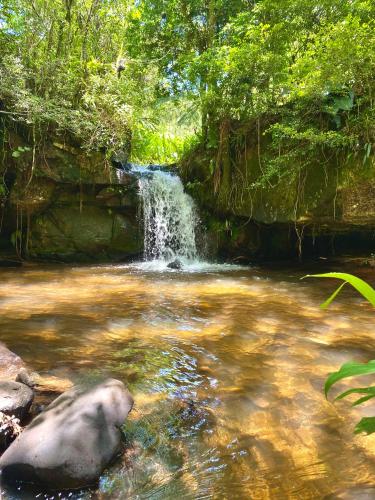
[1, 262, 375, 499]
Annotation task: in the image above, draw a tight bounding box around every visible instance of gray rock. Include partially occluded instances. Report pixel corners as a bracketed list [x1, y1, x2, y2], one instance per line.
[16, 368, 37, 388]
[167, 258, 183, 270]
[0, 343, 26, 381]
[0, 378, 134, 489]
[0, 381, 33, 420]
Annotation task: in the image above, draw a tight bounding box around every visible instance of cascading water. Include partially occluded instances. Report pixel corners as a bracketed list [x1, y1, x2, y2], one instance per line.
[125, 165, 200, 266]
[139, 170, 198, 262]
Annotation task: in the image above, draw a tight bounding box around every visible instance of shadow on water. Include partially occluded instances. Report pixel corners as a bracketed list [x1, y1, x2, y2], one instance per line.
[1, 263, 375, 498]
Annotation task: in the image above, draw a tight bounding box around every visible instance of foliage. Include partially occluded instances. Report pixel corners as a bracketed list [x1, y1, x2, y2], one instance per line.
[325, 360, 375, 435]
[2, 0, 375, 182]
[303, 272, 375, 309]
[130, 98, 201, 164]
[124, 0, 375, 193]
[308, 272, 375, 434]
[0, 0, 161, 156]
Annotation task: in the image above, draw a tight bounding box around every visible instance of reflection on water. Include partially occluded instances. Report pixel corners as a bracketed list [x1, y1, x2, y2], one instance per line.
[1, 263, 375, 499]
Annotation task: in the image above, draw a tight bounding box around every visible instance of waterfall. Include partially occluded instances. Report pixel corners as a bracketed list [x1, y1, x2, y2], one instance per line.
[130, 166, 199, 264]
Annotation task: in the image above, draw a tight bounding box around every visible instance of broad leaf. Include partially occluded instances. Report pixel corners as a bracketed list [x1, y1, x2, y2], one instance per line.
[303, 273, 375, 308]
[324, 360, 375, 398]
[355, 417, 375, 435]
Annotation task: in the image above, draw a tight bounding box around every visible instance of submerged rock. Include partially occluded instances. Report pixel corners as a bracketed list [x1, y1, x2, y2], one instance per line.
[0, 381, 33, 421]
[0, 378, 134, 489]
[16, 368, 73, 394]
[34, 373, 74, 394]
[16, 368, 37, 388]
[167, 259, 183, 270]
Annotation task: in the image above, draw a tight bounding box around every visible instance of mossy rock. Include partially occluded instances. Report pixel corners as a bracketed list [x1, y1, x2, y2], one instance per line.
[9, 178, 56, 216]
[28, 206, 142, 261]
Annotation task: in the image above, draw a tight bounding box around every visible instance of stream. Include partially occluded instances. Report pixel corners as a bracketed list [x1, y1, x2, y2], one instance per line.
[1, 261, 375, 499]
[1, 166, 375, 498]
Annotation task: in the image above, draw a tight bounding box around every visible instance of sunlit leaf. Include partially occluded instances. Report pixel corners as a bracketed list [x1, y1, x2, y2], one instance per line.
[324, 360, 375, 398]
[320, 282, 347, 309]
[352, 394, 375, 406]
[355, 417, 375, 435]
[303, 273, 375, 308]
[335, 386, 375, 406]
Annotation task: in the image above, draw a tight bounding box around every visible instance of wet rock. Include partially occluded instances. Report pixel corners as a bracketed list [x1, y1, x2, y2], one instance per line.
[0, 378, 134, 489]
[167, 259, 183, 270]
[17, 369, 73, 394]
[16, 368, 37, 388]
[0, 343, 27, 381]
[29, 206, 142, 262]
[33, 373, 74, 393]
[0, 381, 34, 420]
[17, 370, 75, 417]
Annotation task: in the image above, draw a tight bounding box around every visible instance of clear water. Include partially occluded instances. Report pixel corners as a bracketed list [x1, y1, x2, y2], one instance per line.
[1, 262, 375, 499]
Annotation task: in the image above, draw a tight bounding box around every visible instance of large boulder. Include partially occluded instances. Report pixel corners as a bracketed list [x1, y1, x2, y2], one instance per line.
[0, 378, 134, 489]
[0, 381, 33, 420]
[28, 205, 142, 262]
[0, 343, 27, 381]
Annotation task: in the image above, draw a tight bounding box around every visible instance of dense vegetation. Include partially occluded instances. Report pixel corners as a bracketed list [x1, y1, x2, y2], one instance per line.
[0, 0, 374, 263]
[1, 1, 374, 170]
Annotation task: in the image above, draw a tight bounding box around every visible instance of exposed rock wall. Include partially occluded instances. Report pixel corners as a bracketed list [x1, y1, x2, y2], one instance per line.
[183, 140, 375, 261]
[0, 133, 142, 262]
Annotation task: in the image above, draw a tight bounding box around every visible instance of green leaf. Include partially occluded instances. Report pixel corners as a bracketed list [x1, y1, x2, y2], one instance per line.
[324, 360, 375, 398]
[335, 386, 375, 406]
[355, 417, 375, 435]
[320, 282, 347, 310]
[363, 143, 372, 165]
[331, 93, 354, 113]
[352, 394, 375, 406]
[303, 273, 375, 308]
[11, 151, 21, 158]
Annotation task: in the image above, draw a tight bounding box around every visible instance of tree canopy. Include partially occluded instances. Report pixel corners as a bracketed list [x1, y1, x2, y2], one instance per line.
[1, 0, 374, 169]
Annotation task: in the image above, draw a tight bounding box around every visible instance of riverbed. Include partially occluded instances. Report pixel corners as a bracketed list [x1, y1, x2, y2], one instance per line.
[1, 262, 375, 499]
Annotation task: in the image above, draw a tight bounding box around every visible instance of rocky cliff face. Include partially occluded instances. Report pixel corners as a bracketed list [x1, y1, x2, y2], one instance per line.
[1, 133, 142, 262]
[183, 140, 375, 261]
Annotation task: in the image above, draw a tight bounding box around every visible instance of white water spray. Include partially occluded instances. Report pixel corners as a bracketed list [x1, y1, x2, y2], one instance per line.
[135, 167, 199, 263]
[117, 165, 245, 272]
